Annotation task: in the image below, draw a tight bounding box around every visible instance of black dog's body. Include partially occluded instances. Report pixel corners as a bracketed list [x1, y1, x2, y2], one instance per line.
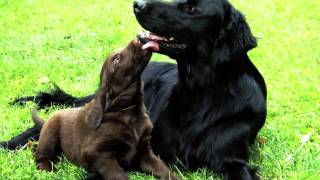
[2, 0, 266, 179]
[132, 2, 266, 179]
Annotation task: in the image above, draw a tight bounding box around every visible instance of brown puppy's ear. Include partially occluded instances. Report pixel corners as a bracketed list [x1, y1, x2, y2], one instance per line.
[85, 88, 109, 130]
[85, 103, 103, 130]
[85, 59, 110, 130]
[99, 60, 108, 87]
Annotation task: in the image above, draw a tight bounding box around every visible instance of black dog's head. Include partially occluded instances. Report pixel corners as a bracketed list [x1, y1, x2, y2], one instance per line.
[134, 0, 256, 60]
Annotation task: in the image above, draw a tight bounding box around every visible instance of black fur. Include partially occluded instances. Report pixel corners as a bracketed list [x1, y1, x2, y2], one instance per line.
[10, 84, 94, 108]
[133, 1, 266, 179]
[2, 0, 266, 179]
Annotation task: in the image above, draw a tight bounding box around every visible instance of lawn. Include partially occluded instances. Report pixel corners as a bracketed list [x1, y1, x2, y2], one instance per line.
[0, 0, 319, 179]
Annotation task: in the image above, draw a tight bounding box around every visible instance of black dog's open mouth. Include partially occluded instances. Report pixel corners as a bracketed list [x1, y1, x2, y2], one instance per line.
[138, 31, 186, 53]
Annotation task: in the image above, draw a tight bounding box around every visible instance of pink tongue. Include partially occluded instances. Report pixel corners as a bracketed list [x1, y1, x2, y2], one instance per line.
[142, 41, 160, 52]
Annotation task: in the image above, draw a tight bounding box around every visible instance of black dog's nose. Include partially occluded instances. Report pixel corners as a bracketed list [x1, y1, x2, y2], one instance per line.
[133, 0, 146, 13]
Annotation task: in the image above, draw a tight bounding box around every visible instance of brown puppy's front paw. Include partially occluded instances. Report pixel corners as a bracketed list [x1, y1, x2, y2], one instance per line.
[168, 173, 181, 180]
[160, 173, 181, 180]
[107, 172, 128, 180]
[36, 161, 53, 171]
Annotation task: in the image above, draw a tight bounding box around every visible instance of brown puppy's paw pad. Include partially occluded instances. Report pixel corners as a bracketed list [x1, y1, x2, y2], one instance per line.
[36, 161, 53, 171]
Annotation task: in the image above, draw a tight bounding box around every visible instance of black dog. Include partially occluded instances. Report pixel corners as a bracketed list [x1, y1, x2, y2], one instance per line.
[3, 0, 266, 179]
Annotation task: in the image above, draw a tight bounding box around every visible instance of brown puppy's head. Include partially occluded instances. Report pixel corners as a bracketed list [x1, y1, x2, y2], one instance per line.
[100, 38, 153, 94]
[85, 38, 156, 129]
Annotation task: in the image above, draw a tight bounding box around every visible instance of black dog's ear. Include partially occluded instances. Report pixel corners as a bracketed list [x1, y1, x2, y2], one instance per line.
[224, 6, 257, 54]
[232, 19, 257, 53]
[85, 89, 109, 130]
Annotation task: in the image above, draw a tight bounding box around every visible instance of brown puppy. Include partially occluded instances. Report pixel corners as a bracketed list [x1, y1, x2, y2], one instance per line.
[32, 39, 178, 180]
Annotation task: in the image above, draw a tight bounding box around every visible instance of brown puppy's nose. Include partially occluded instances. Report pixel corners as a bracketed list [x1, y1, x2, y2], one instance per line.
[133, 0, 146, 13]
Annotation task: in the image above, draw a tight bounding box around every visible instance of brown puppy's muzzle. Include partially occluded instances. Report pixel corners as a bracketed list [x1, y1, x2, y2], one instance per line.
[127, 38, 155, 62]
[128, 38, 153, 79]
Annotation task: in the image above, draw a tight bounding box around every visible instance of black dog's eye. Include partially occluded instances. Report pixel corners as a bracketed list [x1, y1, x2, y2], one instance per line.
[183, 5, 199, 15]
[112, 54, 121, 64]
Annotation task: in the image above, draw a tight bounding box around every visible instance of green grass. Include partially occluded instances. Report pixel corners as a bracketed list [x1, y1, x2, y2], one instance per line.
[0, 0, 319, 179]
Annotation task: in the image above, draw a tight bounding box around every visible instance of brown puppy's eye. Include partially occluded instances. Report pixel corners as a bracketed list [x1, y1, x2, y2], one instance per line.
[113, 54, 121, 64]
[184, 5, 198, 15]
